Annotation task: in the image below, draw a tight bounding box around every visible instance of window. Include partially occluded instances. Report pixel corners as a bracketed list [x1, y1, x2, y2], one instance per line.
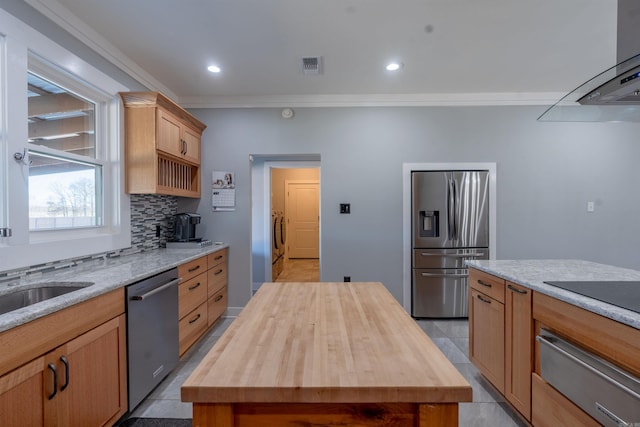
[0, 8, 130, 271]
[27, 71, 103, 231]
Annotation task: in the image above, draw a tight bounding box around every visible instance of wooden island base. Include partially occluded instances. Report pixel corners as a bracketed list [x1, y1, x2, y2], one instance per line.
[192, 402, 459, 426]
[183, 282, 471, 427]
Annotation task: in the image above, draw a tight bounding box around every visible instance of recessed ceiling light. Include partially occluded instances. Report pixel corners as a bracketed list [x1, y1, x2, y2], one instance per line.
[207, 65, 221, 73]
[386, 62, 403, 71]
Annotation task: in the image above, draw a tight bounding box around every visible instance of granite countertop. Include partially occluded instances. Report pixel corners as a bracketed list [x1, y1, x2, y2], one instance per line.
[0, 243, 229, 333]
[467, 259, 640, 330]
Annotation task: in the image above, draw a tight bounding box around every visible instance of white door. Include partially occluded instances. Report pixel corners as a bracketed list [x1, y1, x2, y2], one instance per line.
[286, 181, 319, 259]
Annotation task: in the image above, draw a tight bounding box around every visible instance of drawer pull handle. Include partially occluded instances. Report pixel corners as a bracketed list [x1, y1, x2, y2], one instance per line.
[188, 282, 201, 291]
[214, 294, 224, 302]
[188, 265, 201, 273]
[214, 255, 223, 260]
[477, 294, 492, 304]
[477, 280, 492, 288]
[214, 269, 224, 276]
[60, 356, 69, 391]
[507, 284, 527, 294]
[189, 313, 201, 324]
[48, 363, 58, 400]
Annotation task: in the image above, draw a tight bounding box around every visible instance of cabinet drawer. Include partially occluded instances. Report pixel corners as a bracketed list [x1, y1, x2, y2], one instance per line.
[208, 286, 227, 327]
[469, 268, 505, 303]
[179, 273, 208, 319]
[179, 256, 207, 282]
[208, 263, 227, 297]
[208, 248, 228, 269]
[532, 373, 600, 427]
[179, 302, 208, 356]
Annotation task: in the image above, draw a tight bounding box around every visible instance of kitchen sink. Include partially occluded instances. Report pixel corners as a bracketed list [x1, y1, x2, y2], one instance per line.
[0, 282, 93, 316]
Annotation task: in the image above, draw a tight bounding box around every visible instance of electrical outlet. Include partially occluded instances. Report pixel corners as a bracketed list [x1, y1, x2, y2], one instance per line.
[344, 276, 351, 282]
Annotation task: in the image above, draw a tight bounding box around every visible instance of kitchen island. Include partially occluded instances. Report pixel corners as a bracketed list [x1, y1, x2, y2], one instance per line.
[466, 259, 640, 427]
[181, 282, 472, 426]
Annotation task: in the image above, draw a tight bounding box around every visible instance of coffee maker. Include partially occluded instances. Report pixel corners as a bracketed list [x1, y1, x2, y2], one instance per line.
[174, 213, 201, 242]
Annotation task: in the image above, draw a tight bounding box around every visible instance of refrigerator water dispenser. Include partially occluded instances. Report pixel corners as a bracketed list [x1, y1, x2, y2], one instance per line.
[420, 210, 439, 237]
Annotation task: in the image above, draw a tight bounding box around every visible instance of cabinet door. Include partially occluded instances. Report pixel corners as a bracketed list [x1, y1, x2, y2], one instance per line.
[181, 125, 201, 164]
[505, 281, 532, 420]
[56, 315, 127, 426]
[157, 109, 182, 158]
[469, 288, 505, 392]
[0, 357, 46, 426]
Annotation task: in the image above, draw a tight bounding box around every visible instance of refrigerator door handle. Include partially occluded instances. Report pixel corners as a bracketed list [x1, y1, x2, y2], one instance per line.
[447, 179, 456, 241]
[420, 272, 469, 278]
[419, 252, 485, 258]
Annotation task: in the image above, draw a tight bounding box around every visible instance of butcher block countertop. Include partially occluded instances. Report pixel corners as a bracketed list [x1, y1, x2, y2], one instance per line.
[182, 282, 471, 426]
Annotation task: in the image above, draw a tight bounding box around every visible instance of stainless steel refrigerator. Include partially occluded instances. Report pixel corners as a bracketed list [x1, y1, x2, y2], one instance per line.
[411, 170, 490, 318]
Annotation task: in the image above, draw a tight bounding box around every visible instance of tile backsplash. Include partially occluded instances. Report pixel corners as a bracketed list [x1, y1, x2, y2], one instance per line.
[1, 194, 178, 278]
[129, 194, 177, 251]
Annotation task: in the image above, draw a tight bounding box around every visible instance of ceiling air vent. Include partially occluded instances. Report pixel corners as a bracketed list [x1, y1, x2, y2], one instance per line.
[301, 56, 323, 75]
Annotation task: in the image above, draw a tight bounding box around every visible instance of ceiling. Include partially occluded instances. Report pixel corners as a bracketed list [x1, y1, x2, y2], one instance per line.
[27, 0, 618, 107]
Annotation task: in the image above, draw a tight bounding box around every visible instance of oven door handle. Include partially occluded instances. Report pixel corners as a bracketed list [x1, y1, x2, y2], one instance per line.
[131, 278, 181, 301]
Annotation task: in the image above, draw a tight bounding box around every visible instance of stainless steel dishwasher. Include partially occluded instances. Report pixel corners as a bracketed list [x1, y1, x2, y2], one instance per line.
[537, 329, 640, 426]
[126, 268, 180, 411]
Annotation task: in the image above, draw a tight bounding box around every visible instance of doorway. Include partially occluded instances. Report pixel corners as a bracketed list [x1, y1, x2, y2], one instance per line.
[275, 179, 320, 282]
[270, 170, 320, 282]
[249, 156, 321, 293]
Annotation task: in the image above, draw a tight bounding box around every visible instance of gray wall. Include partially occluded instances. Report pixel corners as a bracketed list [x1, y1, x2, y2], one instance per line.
[179, 106, 640, 310]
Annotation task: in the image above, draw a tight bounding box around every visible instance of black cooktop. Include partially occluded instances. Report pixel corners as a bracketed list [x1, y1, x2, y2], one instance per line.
[544, 281, 640, 314]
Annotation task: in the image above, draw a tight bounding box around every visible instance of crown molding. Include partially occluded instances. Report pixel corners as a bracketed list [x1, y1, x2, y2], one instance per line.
[179, 92, 565, 109]
[23, 0, 177, 100]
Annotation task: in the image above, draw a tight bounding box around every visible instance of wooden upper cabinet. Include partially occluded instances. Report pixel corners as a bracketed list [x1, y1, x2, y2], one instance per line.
[119, 91, 206, 198]
[157, 108, 201, 164]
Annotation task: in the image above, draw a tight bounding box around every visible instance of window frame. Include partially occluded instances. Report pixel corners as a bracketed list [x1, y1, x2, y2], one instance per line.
[27, 58, 106, 233]
[0, 8, 131, 271]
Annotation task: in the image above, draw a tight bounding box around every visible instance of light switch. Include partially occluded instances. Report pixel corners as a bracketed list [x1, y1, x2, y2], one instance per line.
[340, 203, 351, 214]
[587, 201, 595, 213]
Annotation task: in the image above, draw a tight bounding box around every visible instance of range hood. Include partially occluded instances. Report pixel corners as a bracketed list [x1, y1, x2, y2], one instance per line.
[539, 0, 640, 122]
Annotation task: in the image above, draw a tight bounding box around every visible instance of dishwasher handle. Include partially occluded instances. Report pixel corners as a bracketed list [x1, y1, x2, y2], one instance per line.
[130, 278, 181, 301]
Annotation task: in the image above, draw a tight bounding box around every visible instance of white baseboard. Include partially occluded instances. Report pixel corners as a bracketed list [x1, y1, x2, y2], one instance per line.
[223, 306, 243, 318]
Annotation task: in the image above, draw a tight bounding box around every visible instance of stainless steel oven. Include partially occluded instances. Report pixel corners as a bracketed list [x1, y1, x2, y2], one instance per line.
[537, 329, 640, 426]
[126, 268, 180, 411]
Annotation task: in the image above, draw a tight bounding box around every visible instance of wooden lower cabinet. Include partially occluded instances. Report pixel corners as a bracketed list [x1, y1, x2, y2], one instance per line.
[469, 288, 505, 392]
[504, 281, 532, 420]
[469, 269, 532, 422]
[0, 357, 45, 425]
[532, 291, 640, 426]
[0, 314, 127, 427]
[178, 248, 229, 356]
[179, 302, 208, 356]
[531, 373, 600, 427]
[208, 287, 227, 327]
